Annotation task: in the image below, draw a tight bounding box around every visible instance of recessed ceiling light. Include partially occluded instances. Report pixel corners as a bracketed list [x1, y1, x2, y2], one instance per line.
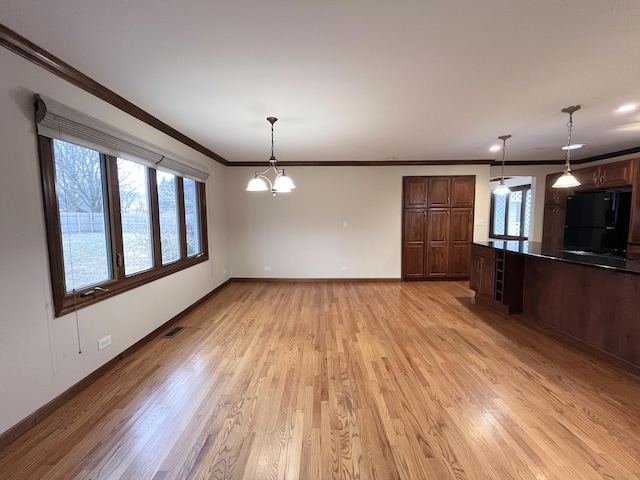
[561, 143, 585, 151]
[489, 145, 501, 152]
[618, 104, 637, 113]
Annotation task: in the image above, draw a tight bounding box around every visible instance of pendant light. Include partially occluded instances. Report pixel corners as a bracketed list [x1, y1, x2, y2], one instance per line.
[246, 117, 295, 196]
[493, 134, 512, 195]
[552, 105, 582, 188]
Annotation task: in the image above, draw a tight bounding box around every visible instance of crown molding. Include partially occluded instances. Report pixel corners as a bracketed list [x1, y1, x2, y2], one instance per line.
[229, 159, 495, 167]
[0, 23, 228, 165]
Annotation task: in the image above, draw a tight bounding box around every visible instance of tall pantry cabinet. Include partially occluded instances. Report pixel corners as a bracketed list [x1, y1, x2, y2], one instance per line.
[402, 176, 475, 280]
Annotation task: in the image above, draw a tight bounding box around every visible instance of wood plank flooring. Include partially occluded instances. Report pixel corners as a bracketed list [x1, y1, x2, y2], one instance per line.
[1, 281, 639, 479]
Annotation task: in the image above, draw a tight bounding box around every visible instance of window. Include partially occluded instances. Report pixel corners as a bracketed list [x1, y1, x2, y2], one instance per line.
[490, 185, 531, 240]
[39, 137, 208, 316]
[157, 171, 181, 265]
[118, 158, 153, 275]
[54, 140, 112, 292]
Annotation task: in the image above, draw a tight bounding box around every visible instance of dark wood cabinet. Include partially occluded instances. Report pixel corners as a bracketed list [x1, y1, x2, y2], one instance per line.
[543, 174, 568, 247]
[404, 177, 428, 208]
[573, 160, 633, 190]
[402, 175, 475, 280]
[470, 244, 525, 313]
[403, 210, 427, 278]
[571, 166, 599, 190]
[449, 209, 474, 277]
[600, 161, 633, 188]
[451, 176, 475, 208]
[470, 245, 495, 299]
[542, 204, 566, 247]
[426, 210, 450, 277]
[427, 177, 450, 208]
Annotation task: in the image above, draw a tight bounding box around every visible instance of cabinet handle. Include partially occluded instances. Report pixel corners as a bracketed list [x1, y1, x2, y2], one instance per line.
[423, 211, 426, 217]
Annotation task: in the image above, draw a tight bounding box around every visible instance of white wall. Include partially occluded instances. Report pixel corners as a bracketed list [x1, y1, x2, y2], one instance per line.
[227, 165, 492, 278]
[0, 48, 229, 435]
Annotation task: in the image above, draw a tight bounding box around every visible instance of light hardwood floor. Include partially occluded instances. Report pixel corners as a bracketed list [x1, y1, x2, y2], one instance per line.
[1, 281, 639, 479]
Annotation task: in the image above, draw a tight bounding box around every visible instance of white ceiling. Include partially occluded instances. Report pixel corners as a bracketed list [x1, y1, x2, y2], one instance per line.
[2, 0, 640, 164]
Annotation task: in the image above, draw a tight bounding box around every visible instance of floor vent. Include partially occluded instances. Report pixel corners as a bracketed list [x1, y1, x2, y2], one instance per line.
[162, 326, 185, 338]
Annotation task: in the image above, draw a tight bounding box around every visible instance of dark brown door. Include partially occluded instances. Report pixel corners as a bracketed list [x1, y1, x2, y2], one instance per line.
[469, 255, 482, 292]
[451, 176, 475, 209]
[600, 161, 632, 188]
[479, 258, 496, 298]
[426, 210, 450, 277]
[427, 177, 450, 209]
[449, 209, 473, 277]
[572, 166, 599, 190]
[403, 210, 427, 278]
[404, 177, 428, 209]
[542, 204, 566, 247]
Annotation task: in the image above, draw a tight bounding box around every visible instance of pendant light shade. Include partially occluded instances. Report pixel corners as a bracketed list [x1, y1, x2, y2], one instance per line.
[246, 117, 296, 196]
[246, 177, 268, 191]
[493, 134, 512, 195]
[493, 183, 511, 195]
[552, 105, 582, 189]
[552, 170, 581, 188]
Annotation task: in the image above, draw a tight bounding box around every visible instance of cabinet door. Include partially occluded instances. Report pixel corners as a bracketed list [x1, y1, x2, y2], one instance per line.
[403, 177, 428, 209]
[449, 209, 473, 277]
[545, 174, 569, 205]
[451, 176, 475, 209]
[469, 255, 482, 292]
[427, 177, 450, 208]
[542, 204, 566, 247]
[426, 210, 450, 277]
[600, 161, 632, 188]
[403, 210, 427, 278]
[479, 258, 496, 299]
[572, 166, 599, 190]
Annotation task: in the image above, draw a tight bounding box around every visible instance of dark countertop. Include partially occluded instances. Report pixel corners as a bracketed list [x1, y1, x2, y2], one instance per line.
[473, 240, 640, 275]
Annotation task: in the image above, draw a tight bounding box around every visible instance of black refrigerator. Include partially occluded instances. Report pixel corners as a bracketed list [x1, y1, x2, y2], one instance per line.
[564, 190, 632, 256]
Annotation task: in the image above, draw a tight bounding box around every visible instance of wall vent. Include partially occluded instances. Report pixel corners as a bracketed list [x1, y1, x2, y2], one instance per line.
[162, 326, 185, 338]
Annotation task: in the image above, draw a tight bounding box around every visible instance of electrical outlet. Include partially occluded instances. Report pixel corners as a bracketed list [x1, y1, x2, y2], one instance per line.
[223, 269, 227, 275]
[264, 266, 271, 272]
[98, 335, 112, 351]
[341, 266, 349, 272]
[475, 218, 485, 226]
[342, 220, 348, 228]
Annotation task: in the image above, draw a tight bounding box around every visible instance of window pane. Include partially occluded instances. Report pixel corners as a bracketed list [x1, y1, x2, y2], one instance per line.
[507, 190, 523, 236]
[118, 159, 153, 275]
[184, 178, 201, 257]
[157, 171, 180, 264]
[493, 194, 506, 236]
[54, 140, 111, 292]
[524, 189, 532, 238]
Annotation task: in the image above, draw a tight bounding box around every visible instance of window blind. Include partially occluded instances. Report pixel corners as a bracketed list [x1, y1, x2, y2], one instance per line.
[34, 94, 209, 182]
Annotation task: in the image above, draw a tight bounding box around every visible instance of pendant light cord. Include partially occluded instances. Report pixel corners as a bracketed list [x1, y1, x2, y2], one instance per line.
[565, 114, 573, 172]
[498, 134, 511, 184]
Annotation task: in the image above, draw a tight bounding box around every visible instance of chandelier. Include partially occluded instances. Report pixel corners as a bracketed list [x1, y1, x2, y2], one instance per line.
[552, 105, 582, 188]
[493, 134, 512, 195]
[246, 117, 295, 196]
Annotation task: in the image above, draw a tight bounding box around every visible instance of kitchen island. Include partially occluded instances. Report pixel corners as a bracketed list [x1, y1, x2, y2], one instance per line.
[470, 241, 640, 368]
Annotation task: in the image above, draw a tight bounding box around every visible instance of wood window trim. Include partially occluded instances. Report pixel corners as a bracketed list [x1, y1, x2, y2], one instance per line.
[38, 136, 209, 317]
[489, 184, 531, 241]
